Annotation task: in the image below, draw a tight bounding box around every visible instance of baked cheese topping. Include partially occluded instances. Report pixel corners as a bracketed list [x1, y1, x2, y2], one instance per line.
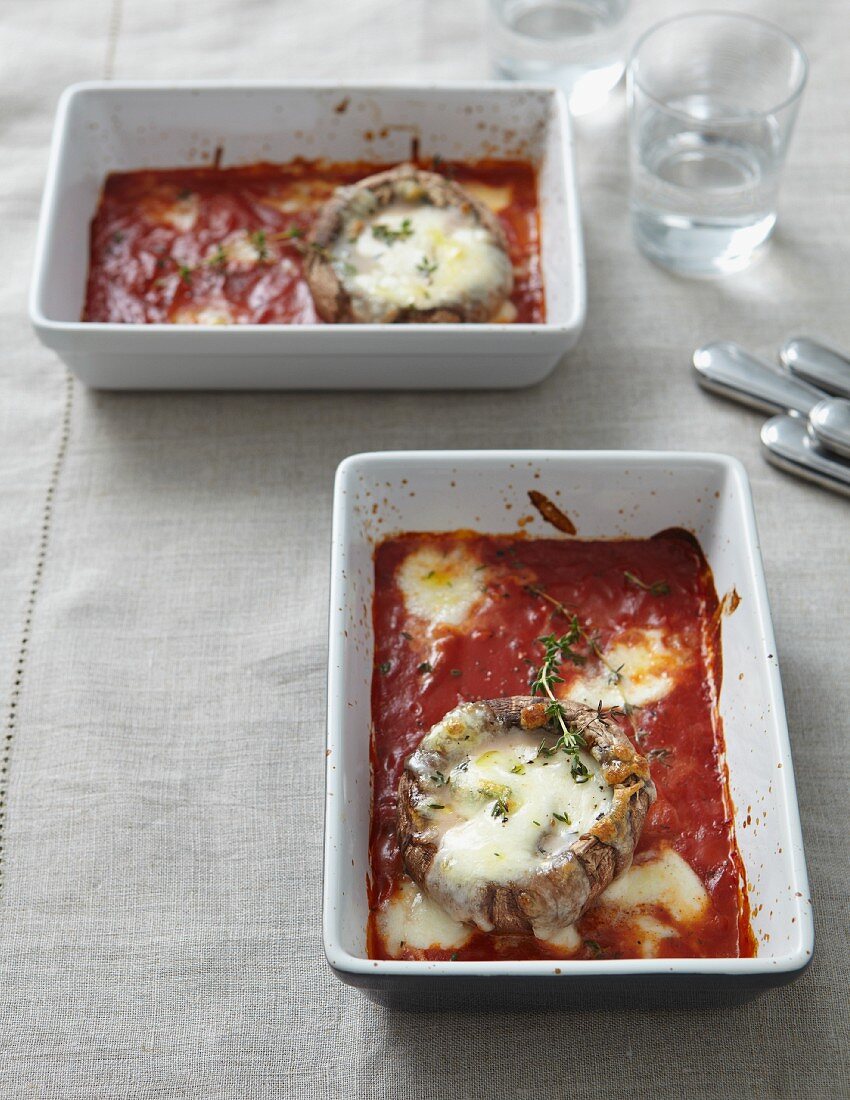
[629, 914, 679, 958]
[260, 179, 335, 213]
[397, 544, 485, 630]
[206, 230, 273, 271]
[377, 877, 471, 955]
[539, 923, 582, 953]
[410, 710, 612, 925]
[142, 189, 199, 233]
[331, 201, 512, 316]
[172, 304, 233, 325]
[567, 628, 691, 708]
[598, 846, 710, 923]
[461, 181, 514, 214]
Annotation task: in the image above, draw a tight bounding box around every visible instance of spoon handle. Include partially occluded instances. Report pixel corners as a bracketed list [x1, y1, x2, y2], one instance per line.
[693, 341, 824, 416]
[810, 397, 850, 461]
[761, 414, 850, 499]
[780, 336, 850, 399]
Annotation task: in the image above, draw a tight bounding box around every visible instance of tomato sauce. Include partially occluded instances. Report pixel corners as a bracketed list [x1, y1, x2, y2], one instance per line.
[82, 159, 544, 324]
[368, 530, 756, 961]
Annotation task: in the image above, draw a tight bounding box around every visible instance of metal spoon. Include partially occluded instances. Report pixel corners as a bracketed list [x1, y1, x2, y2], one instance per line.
[693, 340, 850, 457]
[810, 398, 850, 461]
[780, 336, 850, 399]
[761, 415, 850, 498]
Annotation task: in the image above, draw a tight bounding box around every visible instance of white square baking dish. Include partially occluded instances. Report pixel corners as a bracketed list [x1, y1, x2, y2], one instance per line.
[29, 82, 585, 390]
[324, 450, 813, 1007]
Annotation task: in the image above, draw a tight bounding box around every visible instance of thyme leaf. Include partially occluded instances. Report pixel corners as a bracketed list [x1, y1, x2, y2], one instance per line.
[529, 633, 591, 784]
[647, 747, 673, 768]
[372, 217, 413, 245]
[416, 255, 438, 279]
[206, 244, 228, 268]
[491, 795, 510, 822]
[249, 229, 269, 262]
[525, 582, 640, 739]
[624, 570, 670, 596]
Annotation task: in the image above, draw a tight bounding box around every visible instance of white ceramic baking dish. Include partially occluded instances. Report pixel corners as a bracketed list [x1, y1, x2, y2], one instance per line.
[29, 82, 584, 391]
[324, 450, 813, 1007]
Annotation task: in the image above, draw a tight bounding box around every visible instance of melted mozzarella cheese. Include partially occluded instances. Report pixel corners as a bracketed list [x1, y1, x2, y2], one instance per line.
[143, 190, 199, 232]
[539, 923, 582, 953]
[599, 847, 710, 924]
[397, 544, 485, 630]
[631, 914, 678, 957]
[377, 877, 471, 954]
[566, 628, 691, 708]
[332, 202, 511, 315]
[414, 726, 612, 918]
[492, 300, 518, 324]
[461, 181, 514, 213]
[209, 230, 269, 271]
[172, 304, 233, 325]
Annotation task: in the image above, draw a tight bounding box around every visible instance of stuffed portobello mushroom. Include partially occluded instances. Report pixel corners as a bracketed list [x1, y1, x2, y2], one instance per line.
[397, 696, 656, 940]
[303, 163, 514, 323]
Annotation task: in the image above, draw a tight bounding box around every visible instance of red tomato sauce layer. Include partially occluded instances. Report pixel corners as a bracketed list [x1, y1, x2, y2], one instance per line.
[82, 159, 545, 324]
[367, 530, 756, 962]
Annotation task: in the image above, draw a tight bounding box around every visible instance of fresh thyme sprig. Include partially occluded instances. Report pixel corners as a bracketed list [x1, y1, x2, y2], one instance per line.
[525, 583, 638, 722]
[269, 224, 303, 242]
[647, 746, 673, 768]
[529, 633, 590, 783]
[491, 795, 510, 821]
[416, 255, 438, 280]
[624, 570, 670, 596]
[206, 244, 228, 268]
[249, 229, 270, 262]
[372, 218, 413, 245]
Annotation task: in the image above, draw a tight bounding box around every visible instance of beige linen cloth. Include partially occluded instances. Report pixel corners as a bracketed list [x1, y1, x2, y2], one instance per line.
[1, 0, 848, 1096]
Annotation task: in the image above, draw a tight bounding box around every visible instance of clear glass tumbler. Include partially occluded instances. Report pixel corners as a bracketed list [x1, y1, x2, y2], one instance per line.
[488, 0, 629, 115]
[627, 12, 807, 276]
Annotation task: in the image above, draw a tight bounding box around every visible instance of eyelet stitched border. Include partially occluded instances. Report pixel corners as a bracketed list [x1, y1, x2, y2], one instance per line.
[0, 370, 75, 893]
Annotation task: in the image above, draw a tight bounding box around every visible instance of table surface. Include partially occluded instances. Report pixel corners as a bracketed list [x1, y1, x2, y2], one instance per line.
[1, 0, 848, 1096]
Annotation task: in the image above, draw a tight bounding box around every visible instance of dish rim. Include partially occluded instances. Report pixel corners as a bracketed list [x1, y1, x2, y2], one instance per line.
[324, 448, 814, 980]
[28, 79, 585, 339]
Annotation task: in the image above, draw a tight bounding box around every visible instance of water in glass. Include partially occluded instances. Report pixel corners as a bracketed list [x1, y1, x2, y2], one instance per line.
[490, 0, 628, 115]
[631, 96, 783, 275]
[627, 13, 806, 276]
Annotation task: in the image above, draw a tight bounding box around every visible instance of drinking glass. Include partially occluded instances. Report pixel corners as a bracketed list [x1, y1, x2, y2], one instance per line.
[488, 0, 629, 115]
[627, 12, 807, 276]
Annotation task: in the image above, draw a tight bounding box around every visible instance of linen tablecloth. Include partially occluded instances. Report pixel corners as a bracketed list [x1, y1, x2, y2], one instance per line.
[1, 0, 848, 1096]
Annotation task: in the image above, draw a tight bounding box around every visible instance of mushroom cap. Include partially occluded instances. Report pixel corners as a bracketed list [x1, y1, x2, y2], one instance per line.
[397, 696, 656, 937]
[304, 163, 514, 323]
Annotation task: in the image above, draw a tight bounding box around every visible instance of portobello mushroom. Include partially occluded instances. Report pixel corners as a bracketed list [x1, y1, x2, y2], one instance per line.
[397, 697, 656, 939]
[303, 163, 514, 323]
